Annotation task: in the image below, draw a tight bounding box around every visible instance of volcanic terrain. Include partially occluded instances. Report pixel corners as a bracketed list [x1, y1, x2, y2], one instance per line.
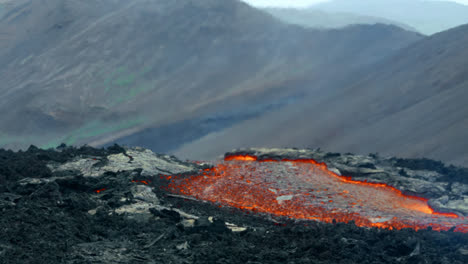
[1, 145, 467, 263]
[0, 0, 421, 154]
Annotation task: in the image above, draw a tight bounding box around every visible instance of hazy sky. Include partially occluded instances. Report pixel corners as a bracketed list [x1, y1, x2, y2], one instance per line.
[242, 0, 468, 8]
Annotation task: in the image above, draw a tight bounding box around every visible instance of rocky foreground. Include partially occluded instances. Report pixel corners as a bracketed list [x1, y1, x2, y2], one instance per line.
[0, 145, 467, 263]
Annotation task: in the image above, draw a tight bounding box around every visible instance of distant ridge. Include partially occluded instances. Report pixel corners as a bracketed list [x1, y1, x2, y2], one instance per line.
[263, 7, 417, 33]
[310, 0, 468, 35]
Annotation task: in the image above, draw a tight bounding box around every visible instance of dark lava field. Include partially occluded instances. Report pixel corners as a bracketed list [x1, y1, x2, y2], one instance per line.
[0, 145, 467, 263]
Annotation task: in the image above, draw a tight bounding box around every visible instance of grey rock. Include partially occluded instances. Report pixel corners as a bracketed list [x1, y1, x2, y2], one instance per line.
[176, 241, 189, 250]
[113, 184, 159, 220]
[131, 185, 159, 203]
[458, 247, 468, 256]
[71, 241, 148, 263]
[0, 243, 12, 257]
[50, 147, 198, 177]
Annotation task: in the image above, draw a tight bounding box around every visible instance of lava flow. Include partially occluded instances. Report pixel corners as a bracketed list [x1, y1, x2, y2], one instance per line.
[166, 155, 467, 233]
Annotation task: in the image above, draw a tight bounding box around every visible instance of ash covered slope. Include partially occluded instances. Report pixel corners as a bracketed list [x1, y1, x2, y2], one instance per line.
[0, 0, 421, 151]
[0, 146, 467, 263]
[176, 23, 468, 167]
[0, 0, 126, 58]
[317, 24, 468, 166]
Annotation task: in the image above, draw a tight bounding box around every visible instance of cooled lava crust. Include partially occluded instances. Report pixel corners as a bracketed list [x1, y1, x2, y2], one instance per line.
[0, 145, 467, 263]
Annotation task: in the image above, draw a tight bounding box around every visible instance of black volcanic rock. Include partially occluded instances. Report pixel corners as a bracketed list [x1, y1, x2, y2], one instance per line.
[0, 146, 467, 263]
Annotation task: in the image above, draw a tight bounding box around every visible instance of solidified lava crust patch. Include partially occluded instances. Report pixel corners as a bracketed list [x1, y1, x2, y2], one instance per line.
[166, 155, 467, 233]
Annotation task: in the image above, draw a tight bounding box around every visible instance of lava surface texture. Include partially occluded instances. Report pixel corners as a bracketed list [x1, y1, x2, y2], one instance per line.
[1, 145, 467, 263]
[167, 155, 467, 233]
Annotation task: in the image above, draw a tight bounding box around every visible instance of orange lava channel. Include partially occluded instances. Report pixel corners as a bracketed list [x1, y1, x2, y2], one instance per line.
[166, 155, 467, 233]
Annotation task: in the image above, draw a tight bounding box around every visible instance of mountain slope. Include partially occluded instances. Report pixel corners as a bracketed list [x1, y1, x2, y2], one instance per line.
[310, 0, 468, 35]
[175, 24, 468, 166]
[263, 7, 416, 32]
[0, 0, 421, 151]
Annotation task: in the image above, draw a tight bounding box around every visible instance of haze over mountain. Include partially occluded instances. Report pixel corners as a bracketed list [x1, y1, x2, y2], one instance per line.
[309, 0, 468, 35]
[0, 0, 421, 153]
[263, 8, 416, 32]
[176, 23, 468, 166]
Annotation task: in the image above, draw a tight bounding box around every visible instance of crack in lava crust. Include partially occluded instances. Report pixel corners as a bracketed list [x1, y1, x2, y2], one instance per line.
[166, 155, 467, 233]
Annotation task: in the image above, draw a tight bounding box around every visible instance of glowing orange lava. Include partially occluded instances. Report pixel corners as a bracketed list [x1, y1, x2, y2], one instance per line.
[165, 155, 467, 233]
[94, 188, 106, 194]
[225, 155, 257, 161]
[132, 180, 150, 185]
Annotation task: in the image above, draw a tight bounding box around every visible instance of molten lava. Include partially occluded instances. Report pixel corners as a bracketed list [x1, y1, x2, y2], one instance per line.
[132, 180, 150, 185]
[94, 188, 106, 194]
[166, 155, 467, 233]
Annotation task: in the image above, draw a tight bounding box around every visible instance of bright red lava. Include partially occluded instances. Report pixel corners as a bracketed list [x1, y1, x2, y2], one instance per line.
[132, 180, 150, 185]
[94, 188, 107, 194]
[165, 155, 467, 233]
